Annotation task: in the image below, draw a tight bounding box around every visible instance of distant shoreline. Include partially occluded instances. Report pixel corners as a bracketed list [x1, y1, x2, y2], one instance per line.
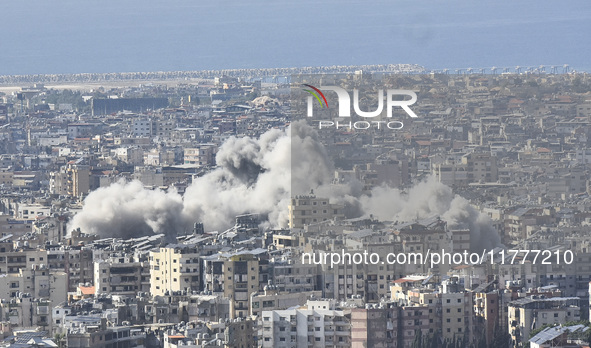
[1, 64, 585, 93]
[0, 64, 425, 88]
[0, 79, 210, 94]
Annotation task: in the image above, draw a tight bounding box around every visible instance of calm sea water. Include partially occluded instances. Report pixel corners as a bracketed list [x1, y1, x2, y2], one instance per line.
[1, 0, 590, 75]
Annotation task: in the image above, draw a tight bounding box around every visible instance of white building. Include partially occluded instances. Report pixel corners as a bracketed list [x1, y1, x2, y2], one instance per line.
[260, 300, 350, 348]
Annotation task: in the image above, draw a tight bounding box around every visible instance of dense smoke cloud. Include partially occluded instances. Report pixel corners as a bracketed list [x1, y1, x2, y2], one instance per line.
[68, 121, 330, 238]
[289, 121, 333, 195]
[360, 178, 501, 251]
[181, 127, 291, 232]
[68, 180, 184, 239]
[68, 121, 501, 251]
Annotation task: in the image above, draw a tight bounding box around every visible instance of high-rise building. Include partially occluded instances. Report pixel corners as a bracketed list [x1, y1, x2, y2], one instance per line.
[149, 245, 201, 297]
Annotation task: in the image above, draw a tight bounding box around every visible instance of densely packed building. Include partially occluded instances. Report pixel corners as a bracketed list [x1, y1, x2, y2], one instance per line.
[0, 71, 590, 347]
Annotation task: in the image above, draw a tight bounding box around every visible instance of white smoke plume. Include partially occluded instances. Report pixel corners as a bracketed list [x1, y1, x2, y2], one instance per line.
[68, 121, 501, 251]
[359, 178, 502, 251]
[68, 121, 331, 238]
[68, 180, 185, 239]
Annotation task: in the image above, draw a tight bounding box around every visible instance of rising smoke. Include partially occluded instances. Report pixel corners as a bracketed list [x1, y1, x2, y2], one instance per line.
[68, 121, 330, 238]
[359, 178, 502, 251]
[68, 121, 501, 250]
[68, 180, 185, 239]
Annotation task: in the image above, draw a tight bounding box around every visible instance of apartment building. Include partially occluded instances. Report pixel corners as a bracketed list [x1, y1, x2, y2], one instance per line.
[288, 195, 345, 229]
[150, 244, 201, 297]
[94, 256, 145, 296]
[268, 261, 318, 294]
[0, 295, 54, 332]
[0, 215, 33, 239]
[461, 152, 498, 183]
[224, 254, 261, 319]
[250, 286, 321, 317]
[0, 268, 67, 304]
[47, 248, 94, 292]
[508, 297, 581, 347]
[183, 145, 216, 167]
[350, 304, 400, 348]
[49, 163, 90, 197]
[260, 300, 350, 348]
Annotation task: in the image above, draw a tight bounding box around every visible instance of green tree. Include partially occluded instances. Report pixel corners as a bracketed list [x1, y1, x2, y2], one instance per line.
[476, 334, 487, 348]
[584, 325, 591, 344]
[412, 329, 423, 348]
[53, 333, 65, 348]
[429, 331, 441, 348]
[490, 324, 510, 348]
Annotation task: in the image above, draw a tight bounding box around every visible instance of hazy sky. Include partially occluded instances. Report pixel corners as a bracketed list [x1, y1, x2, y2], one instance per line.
[1, 0, 590, 74]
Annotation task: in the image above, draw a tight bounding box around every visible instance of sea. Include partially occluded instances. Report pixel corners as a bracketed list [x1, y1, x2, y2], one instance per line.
[1, 0, 590, 76]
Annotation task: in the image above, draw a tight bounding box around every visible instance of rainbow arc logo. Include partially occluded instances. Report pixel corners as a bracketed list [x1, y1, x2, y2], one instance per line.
[302, 84, 328, 108]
